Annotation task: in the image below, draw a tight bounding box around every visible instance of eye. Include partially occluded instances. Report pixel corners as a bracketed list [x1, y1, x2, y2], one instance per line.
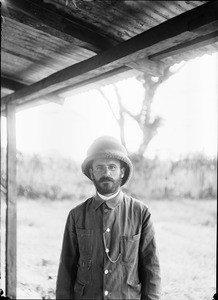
[96, 165, 103, 172]
[109, 165, 117, 171]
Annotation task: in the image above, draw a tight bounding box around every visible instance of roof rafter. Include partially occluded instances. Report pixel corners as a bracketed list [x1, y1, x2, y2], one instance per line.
[1, 1, 218, 112]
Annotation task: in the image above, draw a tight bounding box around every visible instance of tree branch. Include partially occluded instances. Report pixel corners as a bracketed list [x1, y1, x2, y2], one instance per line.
[113, 84, 127, 148]
[97, 88, 119, 124]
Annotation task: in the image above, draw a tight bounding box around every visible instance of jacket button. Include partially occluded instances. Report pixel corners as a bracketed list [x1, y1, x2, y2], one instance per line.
[104, 290, 109, 296]
[104, 269, 109, 274]
[105, 248, 109, 253]
[106, 228, 110, 232]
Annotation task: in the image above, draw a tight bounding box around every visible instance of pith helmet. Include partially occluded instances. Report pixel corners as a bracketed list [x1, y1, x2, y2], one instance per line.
[81, 136, 133, 186]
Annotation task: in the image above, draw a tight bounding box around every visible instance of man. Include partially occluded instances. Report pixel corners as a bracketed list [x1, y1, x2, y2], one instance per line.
[56, 136, 161, 299]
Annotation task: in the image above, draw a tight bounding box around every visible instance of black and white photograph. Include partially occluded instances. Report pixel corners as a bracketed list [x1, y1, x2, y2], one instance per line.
[1, 1, 217, 299]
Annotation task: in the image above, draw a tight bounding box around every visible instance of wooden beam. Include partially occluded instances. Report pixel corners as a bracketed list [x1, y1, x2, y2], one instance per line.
[1, 1, 218, 109]
[149, 31, 218, 61]
[126, 58, 167, 77]
[1, 77, 26, 91]
[6, 102, 17, 299]
[59, 66, 142, 98]
[2, 0, 117, 53]
[1, 77, 65, 112]
[1, 96, 65, 116]
[1, 68, 137, 114]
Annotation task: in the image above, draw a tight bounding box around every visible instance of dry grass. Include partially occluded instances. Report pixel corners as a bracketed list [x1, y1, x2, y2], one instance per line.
[1, 197, 216, 299]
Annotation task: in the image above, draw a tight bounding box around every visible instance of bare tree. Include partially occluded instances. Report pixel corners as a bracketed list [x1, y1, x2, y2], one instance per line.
[98, 85, 127, 149]
[130, 67, 174, 156]
[98, 63, 185, 156]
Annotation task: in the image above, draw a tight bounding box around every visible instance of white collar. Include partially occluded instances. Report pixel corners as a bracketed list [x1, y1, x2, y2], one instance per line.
[97, 189, 120, 201]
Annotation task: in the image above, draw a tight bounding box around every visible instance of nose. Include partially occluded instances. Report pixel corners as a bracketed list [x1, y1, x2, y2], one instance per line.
[102, 166, 111, 176]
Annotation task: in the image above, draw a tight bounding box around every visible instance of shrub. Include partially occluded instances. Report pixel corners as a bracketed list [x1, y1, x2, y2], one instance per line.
[1, 148, 216, 201]
[125, 153, 217, 200]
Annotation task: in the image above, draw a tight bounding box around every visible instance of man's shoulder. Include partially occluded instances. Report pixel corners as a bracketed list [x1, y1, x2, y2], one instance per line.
[69, 197, 93, 214]
[123, 193, 149, 210]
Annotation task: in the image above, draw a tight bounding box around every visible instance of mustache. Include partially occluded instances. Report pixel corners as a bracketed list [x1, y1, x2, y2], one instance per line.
[99, 177, 114, 183]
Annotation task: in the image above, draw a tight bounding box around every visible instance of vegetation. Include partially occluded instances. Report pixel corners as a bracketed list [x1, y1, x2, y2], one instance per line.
[126, 153, 217, 200]
[1, 148, 216, 201]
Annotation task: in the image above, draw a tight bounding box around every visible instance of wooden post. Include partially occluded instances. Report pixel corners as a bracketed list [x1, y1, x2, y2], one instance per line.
[6, 102, 17, 299]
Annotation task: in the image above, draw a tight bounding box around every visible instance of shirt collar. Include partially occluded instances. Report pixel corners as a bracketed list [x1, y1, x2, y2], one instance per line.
[92, 190, 123, 210]
[97, 189, 120, 200]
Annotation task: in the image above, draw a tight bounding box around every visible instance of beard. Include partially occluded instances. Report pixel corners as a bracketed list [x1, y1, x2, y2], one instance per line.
[92, 176, 122, 195]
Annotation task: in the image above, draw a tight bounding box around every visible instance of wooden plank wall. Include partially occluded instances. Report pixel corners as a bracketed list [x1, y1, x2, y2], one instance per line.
[6, 103, 17, 299]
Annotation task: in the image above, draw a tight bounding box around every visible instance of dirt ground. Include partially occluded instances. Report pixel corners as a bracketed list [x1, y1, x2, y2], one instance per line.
[1, 197, 216, 299]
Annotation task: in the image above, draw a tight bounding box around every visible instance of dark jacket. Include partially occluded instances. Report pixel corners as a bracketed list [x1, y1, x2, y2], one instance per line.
[56, 191, 161, 299]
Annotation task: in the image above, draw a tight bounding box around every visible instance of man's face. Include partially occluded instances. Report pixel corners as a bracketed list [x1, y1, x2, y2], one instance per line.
[89, 158, 125, 196]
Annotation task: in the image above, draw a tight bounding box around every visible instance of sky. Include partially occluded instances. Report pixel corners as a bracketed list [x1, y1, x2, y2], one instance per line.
[1, 52, 217, 162]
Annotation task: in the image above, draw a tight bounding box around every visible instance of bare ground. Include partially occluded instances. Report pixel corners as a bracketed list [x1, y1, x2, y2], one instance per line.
[1, 197, 216, 299]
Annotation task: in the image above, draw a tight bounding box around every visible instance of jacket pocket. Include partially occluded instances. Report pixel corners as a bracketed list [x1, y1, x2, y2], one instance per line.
[121, 233, 140, 264]
[74, 280, 85, 297]
[76, 228, 93, 259]
[77, 259, 92, 284]
[127, 281, 141, 299]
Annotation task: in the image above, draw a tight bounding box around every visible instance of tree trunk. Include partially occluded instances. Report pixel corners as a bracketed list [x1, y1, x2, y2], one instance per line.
[97, 63, 185, 155]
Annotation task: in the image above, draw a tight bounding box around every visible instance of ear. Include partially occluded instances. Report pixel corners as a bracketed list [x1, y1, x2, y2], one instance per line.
[121, 167, 125, 178]
[89, 168, 94, 180]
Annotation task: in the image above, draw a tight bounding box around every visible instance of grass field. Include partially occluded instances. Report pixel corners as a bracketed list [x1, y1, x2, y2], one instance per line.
[1, 197, 216, 299]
